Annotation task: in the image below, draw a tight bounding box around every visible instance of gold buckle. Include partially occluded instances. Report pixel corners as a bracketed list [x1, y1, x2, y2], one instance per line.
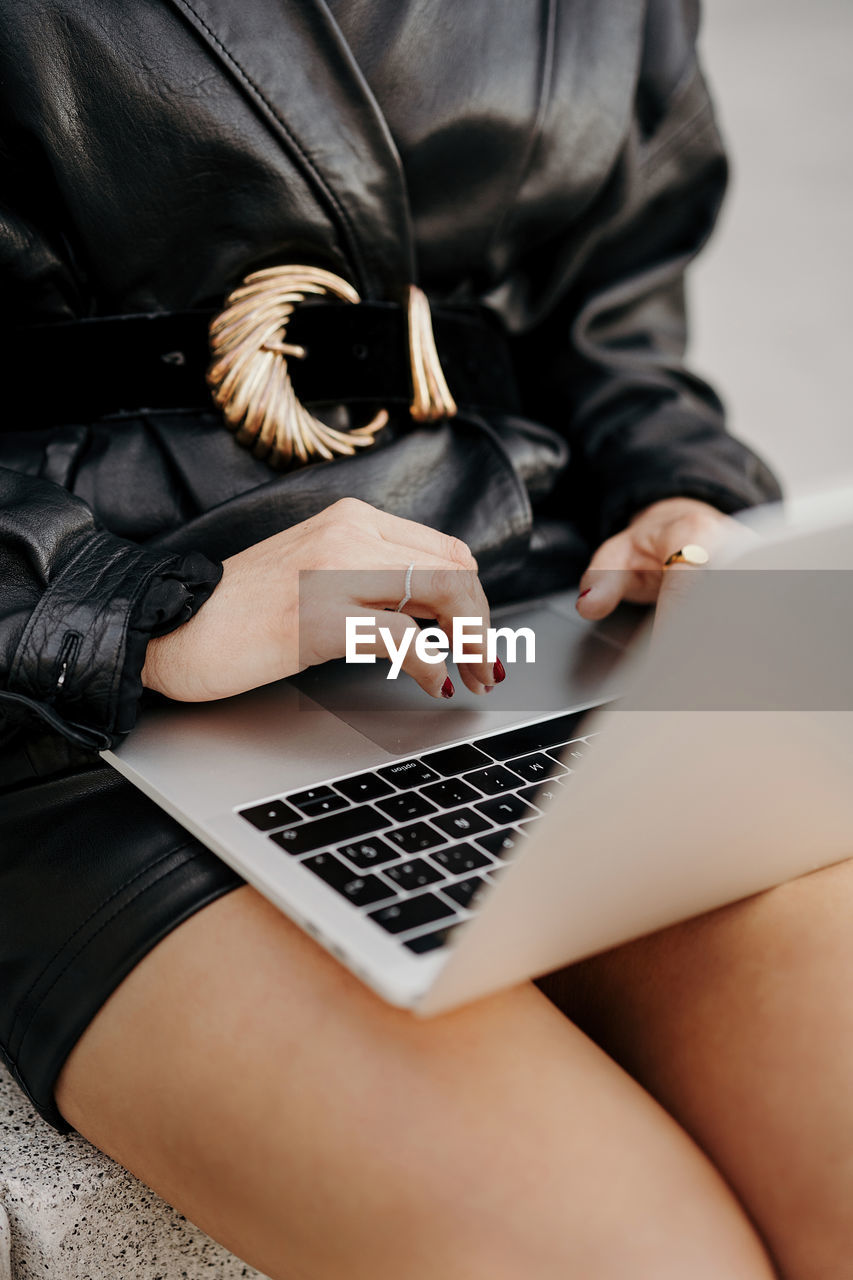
[406, 284, 458, 423]
[207, 266, 456, 469]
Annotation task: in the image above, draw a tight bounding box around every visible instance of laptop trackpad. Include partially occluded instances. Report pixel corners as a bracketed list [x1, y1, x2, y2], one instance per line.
[291, 602, 633, 756]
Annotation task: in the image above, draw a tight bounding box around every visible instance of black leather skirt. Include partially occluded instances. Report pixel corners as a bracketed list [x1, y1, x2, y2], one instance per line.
[0, 403, 586, 1130]
[0, 751, 242, 1130]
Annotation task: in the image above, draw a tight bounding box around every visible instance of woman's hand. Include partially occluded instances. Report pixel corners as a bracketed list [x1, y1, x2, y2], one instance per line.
[575, 497, 739, 620]
[142, 498, 497, 703]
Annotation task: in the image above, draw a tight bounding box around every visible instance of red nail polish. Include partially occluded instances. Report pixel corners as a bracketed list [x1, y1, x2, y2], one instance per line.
[578, 588, 592, 600]
[493, 658, 506, 684]
[441, 677, 454, 699]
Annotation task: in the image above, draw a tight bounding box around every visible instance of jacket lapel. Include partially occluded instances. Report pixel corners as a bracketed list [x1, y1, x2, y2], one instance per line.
[166, 0, 415, 299]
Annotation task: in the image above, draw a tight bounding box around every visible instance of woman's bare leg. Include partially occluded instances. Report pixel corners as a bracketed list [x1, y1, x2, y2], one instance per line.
[57, 886, 773, 1280]
[542, 859, 853, 1280]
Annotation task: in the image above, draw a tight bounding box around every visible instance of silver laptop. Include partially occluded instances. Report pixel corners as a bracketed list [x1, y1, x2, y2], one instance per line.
[105, 486, 853, 1015]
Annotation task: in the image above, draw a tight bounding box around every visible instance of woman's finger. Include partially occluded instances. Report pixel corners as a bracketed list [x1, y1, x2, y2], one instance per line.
[335, 558, 480, 608]
[346, 608, 454, 700]
[575, 532, 647, 620]
[402, 568, 495, 692]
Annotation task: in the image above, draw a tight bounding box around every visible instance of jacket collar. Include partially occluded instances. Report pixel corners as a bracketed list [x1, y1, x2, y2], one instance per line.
[166, 0, 415, 299]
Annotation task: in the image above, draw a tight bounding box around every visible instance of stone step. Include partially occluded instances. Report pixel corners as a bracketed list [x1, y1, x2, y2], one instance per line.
[0, 1065, 268, 1279]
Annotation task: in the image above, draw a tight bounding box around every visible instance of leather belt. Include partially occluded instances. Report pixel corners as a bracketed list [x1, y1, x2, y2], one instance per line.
[5, 302, 520, 431]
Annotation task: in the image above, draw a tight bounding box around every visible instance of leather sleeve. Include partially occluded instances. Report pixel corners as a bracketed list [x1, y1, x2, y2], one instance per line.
[0, 146, 225, 754]
[517, 1, 782, 545]
[0, 468, 222, 751]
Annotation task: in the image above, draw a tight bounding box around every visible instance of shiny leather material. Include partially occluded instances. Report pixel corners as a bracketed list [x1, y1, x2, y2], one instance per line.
[0, 468, 221, 750]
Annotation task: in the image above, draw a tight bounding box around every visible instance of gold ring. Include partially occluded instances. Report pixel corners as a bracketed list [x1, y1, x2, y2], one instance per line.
[663, 544, 710, 568]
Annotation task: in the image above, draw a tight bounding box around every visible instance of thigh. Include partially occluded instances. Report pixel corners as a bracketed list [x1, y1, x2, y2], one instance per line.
[543, 859, 853, 1280]
[57, 886, 773, 1280]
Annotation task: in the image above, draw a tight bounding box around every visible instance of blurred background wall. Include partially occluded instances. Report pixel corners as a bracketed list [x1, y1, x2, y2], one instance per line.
[691, 0, 852, 498]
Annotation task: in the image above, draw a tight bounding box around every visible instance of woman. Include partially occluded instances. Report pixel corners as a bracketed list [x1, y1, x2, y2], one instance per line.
[1, 2, 850, 1277]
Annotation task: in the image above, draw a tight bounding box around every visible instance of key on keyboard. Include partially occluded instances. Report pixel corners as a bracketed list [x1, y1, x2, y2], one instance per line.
[369, 893, 456, 935]
[269, 804, 390, 855]
[442, 875, 488, 908]
[404, 924, 459, 954]
[290, 786, 350, 816]
[334, 773, 395, 802]
[463, 765, 520, 795]
[420, 778, 482, 807]
[384, 858, 446, 891]
[518, 781, 562, 808]
[432, 808, 493, 839]
[337, 837, 399, 869]
[476, 828, 528, 859]
[507, 753, 567, 782]
[376, 792, 437, 822]
[430, 843, 493, 875]
[476, 795, 538, 825]
[290, 793, 348, 814]
[378, 759, 440, 788]
[239, 798, 301, 831]
[303, 853, 397, 907]
[386, 822, 447, 854]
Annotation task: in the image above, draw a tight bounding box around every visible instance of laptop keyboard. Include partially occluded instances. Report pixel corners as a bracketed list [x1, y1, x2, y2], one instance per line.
[237, 712, 597, 956]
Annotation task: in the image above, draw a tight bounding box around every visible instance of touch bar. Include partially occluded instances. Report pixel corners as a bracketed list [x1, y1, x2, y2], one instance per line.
[473, 712, 588, 761]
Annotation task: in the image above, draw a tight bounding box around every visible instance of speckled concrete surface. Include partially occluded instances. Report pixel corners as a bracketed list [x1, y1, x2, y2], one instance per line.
[0, 1066, 268, 1280]
[0, 1200, 11, 1280]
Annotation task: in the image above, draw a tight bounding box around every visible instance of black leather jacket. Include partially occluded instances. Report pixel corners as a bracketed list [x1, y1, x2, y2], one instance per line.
[0, 0, 781, 773]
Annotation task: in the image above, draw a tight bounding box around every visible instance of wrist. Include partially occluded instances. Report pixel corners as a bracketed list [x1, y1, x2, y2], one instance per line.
[141, 633, 171, 696]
